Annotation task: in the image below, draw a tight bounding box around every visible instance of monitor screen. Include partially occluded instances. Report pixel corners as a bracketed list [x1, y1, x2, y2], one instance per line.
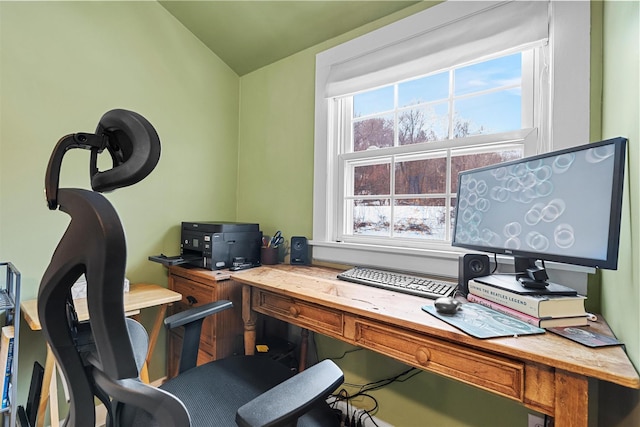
[452, 137, 627, 271]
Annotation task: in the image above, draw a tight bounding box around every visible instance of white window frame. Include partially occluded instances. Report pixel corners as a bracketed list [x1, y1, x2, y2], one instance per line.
[313, 1, 591, 280]
[336, 50, 538, 247]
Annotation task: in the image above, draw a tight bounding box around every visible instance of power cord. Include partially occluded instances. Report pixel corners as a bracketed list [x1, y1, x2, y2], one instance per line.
[346, 367, 420, 397]
[329, 368, 421, 426]
[312, 331, 364, 363]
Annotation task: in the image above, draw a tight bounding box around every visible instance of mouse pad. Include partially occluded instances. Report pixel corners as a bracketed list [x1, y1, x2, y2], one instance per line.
[422, 303, 545, 339]
[547, 326, 622, 348]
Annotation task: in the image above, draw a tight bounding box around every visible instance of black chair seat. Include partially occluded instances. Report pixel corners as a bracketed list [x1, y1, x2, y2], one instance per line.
[124, 356, 338, 426]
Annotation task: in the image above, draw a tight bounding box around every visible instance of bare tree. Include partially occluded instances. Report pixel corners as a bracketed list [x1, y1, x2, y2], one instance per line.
[354, 117, 393, 151]
[352, 107, 520, 235]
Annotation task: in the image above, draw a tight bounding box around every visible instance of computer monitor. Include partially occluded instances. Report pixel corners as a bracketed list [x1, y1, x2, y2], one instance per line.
[452, 137, 627, 288]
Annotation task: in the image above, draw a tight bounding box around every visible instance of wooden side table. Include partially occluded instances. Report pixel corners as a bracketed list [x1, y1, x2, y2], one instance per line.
[166, 266, 243, 378]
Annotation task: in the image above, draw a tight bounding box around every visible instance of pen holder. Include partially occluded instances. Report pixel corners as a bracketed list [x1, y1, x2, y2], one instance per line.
[261, 247, 279, 265]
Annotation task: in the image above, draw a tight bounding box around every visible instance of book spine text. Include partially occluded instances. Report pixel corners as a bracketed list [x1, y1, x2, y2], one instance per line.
[468, 280, 540, 316]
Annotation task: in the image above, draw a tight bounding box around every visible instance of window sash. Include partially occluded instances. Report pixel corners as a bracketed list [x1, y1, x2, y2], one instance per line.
[337, 129, 537, 249]
[342, 49, 537, 153]
[334, 48, 537, 250]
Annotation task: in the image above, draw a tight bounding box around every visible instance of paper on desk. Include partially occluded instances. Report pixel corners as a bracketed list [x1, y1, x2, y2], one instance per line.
[71, 274, 130, 299]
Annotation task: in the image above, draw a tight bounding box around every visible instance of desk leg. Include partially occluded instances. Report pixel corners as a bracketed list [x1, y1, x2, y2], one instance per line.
[36, 346, 55, 427]
[139, 304, 170, 383]
[242, 285, 257, 355]
[299, 329, 309, 372]
[554, 369, 588, 427]
[49, 370, 59, 427]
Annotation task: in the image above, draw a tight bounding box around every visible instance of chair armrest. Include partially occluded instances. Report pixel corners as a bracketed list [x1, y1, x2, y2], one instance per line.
[164, 300, 233, 329]
[235, 359, 344, 427]
[164, 299, 234, 374]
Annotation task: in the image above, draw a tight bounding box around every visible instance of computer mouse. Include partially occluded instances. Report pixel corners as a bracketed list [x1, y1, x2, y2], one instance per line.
[434, 296, 462, 314]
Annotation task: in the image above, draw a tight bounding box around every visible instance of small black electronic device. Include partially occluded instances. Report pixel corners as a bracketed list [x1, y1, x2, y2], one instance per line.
[149, 222, 262, 270]
[458, 253, 491, 296]
[290, 236, 310, 265]
[452, 137, 627, 289]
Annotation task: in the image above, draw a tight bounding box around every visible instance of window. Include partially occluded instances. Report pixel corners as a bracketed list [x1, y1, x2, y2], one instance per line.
[339, 52, 533, 248]
[313, 1, 590, 277]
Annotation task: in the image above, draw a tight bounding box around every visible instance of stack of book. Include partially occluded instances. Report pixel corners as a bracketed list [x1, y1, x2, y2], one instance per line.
[466, 275, 588, 328]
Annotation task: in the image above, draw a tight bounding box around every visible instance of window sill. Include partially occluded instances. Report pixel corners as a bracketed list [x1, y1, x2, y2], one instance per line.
[310, 240, 464, 279]
[310, 240, 594, 294]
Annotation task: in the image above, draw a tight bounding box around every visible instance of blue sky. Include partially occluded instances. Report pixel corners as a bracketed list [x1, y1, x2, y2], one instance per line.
[353, 52, 523, 136]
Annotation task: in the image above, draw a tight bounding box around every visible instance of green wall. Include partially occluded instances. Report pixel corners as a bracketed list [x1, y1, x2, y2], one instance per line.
[0, 0, 240, 416]
[237, 1, 640, 426]
[598, 0, 640, 425]
[236, 51, 316, 236]
[600, 0, 640, 369]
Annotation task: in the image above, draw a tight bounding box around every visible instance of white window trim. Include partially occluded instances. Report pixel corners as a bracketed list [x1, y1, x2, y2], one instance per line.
[312, 1, 591, 284]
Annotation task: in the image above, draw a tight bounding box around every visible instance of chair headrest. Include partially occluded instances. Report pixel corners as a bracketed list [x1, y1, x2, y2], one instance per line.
[90, 109, 161, 193]
[45, 109, 161, 209]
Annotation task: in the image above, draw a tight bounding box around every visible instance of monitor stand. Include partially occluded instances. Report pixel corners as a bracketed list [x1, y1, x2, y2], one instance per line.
[514, 256, 550, 289]
[517, 277, 549, 289]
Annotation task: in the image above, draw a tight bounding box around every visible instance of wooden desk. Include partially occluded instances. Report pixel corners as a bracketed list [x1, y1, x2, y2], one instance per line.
[231, 265, 640, 427]
[21, 283, 182, 427]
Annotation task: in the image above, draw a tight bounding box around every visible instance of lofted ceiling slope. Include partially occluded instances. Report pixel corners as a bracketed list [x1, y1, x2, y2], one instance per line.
[159, 1, 421, 76]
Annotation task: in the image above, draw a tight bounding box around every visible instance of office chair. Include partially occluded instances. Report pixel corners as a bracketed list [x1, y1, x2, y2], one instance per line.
[38, 109, 344, 426]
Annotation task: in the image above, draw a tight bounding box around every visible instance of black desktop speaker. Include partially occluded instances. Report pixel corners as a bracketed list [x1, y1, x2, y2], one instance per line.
[458, 253, 490, 296]
[290, 236, 310, 265]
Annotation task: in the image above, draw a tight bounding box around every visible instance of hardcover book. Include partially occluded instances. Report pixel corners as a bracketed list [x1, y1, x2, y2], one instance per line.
[473, 274, 578, 296]
[466, 293, 588, 328]
[0, 325, 15, 409]
[468, 279, 586, 318]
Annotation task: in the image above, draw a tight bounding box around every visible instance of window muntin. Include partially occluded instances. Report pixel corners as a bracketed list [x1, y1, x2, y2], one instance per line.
[339, 51, 532, 247]
[341, 144, 525, 245]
